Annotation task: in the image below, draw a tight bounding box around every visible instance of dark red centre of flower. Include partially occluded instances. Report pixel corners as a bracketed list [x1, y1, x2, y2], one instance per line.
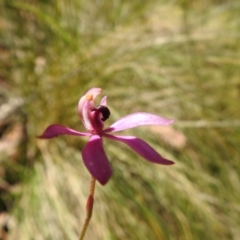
[92, 105, 110, 121]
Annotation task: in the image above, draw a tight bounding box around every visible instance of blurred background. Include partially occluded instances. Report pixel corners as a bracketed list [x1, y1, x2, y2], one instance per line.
[0, 0, 240, 239]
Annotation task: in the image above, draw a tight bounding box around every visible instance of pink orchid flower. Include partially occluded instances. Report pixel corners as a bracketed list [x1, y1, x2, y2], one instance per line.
[38, 88, 174, 185]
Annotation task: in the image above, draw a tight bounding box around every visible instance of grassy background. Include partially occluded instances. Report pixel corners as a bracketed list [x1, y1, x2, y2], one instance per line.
[0, 0, 240, 239]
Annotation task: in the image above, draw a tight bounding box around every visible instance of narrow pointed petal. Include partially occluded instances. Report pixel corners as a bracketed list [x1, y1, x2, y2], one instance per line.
[104, 112, 174, 133]
[82, 135, 112, 185]
[100, 96, 107, 106]
[103, 133, 174, 165]
[37, 124, 90, 139]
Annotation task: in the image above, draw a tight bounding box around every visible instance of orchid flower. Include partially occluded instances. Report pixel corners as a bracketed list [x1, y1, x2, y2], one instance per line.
[38, 88, 174, 185]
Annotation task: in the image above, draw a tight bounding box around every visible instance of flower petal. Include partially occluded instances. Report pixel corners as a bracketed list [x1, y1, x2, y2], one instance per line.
[100, 96, 107, 106]
[103, 133, 174, 165]
[82, 99, 95, 132]
[37, 124, 90, 139]
[82, 135, 112, 185]
[104, 112, 174, 133]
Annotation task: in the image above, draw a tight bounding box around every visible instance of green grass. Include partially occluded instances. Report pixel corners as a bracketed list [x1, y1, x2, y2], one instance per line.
[0, 0, 240, 239]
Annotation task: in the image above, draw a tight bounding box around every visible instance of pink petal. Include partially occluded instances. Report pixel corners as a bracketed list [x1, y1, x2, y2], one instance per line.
[37, 124, 90, 139]
[104, 112, 174, 133]
[100, 96, 107, 106]
[81, 100, 95, 132]
[82, 135, 112, 185]
[103, 133, 174, 165]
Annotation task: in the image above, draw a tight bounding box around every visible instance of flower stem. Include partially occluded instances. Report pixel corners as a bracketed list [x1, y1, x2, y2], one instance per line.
[79, 176, 96, 240]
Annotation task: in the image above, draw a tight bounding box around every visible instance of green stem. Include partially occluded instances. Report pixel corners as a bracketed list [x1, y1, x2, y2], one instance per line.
[79, 176, 96, 240]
